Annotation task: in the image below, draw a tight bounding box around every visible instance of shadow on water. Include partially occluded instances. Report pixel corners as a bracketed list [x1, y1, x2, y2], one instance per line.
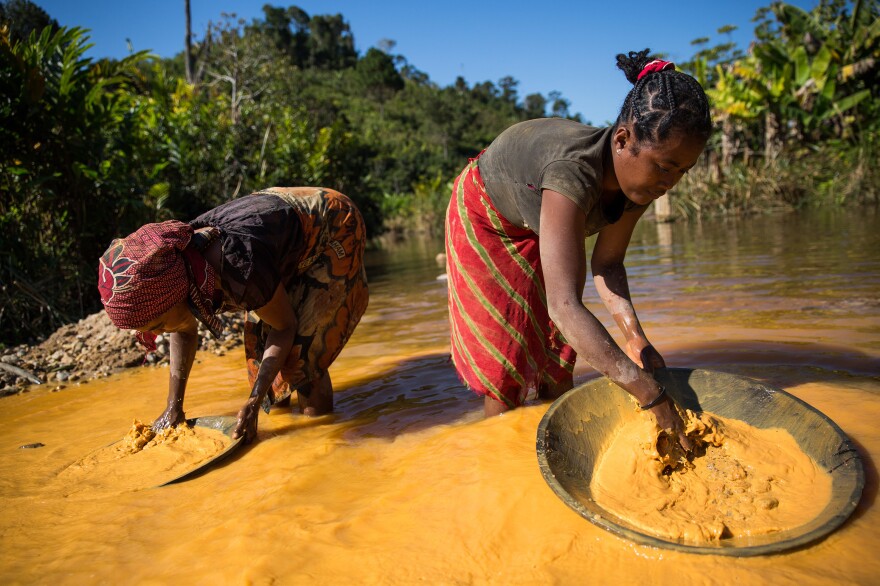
[333, 353, 481, 440]
[263, 339, 879, 446]
[175, 356, 471, 482]
[197, 338, 880, 502]
[261, 338, 880, 446]
[260, 353, 480, 444]
[664, 340, 880, 383]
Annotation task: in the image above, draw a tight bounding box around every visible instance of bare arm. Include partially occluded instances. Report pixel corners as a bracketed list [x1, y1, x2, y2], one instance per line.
[152, 330, 198, 431]
[591, 206, 664, 371]
[539, 190, 659, 405]
[540, 190, 690, 448]
[232, 282, 297, 442]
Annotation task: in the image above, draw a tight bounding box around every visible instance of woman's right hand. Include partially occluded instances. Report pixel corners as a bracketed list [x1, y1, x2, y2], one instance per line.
[152, 405, 186, 432]
[152, 330, 198, 433]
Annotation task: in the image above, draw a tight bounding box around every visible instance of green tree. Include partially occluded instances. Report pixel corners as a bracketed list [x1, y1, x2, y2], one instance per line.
[0, 3, 575, 343]
[307, 13, 356, 70]
[523, 93, 547, 119]
[254, 4, 310, 68]
[355, 47, 404, 111]
[0, 26, 151, 343]
[0, 0, 57, 44]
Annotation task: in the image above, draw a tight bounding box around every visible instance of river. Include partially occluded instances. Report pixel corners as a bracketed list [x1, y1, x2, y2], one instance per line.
[1, 207, 878, 584]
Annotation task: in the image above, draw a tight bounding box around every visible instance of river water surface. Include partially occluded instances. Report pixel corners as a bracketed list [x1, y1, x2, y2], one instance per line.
[2, 207, 879, 584]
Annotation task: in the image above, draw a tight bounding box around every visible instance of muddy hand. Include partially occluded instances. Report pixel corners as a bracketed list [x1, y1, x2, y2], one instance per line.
[152, 406, 185, 432]
[650, 399, 694, 454]
[233, 399, 261, 444]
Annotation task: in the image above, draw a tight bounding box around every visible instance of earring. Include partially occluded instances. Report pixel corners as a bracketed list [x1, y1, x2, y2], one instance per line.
[616, 149, 622, 155]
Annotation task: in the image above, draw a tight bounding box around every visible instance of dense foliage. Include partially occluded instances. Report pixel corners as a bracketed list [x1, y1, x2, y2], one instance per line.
[0, 3, 575, 344]
[677, 0, 879, 215]
[1, 0, 877, 345]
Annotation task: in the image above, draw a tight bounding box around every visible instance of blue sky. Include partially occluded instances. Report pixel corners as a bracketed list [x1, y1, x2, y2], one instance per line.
[38, 0, 817, 124]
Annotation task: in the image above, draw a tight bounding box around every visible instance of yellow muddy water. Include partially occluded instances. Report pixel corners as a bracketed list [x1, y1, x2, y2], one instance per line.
[2, 208, 879, 585]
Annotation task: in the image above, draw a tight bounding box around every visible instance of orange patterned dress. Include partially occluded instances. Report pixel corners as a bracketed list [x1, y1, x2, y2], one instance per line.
[191, 187, 369, 407]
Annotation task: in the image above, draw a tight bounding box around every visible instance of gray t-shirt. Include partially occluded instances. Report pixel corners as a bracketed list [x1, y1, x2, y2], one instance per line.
[477, 118, 646, 234]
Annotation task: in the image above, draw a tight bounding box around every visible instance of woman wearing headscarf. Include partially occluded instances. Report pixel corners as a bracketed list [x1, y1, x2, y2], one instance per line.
[98, 187, 368, 443]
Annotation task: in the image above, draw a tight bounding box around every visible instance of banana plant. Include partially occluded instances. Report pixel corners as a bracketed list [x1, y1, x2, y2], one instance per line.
[764, 0, 877, 141]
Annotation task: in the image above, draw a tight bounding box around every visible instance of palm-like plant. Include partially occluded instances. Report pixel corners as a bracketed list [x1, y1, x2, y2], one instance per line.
[0, 25, 150, 342]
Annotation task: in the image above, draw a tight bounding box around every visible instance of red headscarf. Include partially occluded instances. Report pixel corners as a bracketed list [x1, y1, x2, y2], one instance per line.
[637, 59, 676, 80]
[98, 221, 197, 350]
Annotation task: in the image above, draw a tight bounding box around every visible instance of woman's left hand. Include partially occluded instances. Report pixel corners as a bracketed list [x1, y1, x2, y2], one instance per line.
[232, 282, 297, 445]
[232, 398, 261, 443]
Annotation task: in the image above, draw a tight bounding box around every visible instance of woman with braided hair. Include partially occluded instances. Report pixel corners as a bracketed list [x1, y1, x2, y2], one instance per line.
[445, 49, 711, 450]
[98, 188, 369, 443]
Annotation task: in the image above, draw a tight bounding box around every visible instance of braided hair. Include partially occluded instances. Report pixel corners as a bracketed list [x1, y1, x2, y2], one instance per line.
[615, 49, 712, 149]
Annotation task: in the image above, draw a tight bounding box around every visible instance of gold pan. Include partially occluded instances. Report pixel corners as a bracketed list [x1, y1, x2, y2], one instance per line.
[536, 368, 864, 556]
[158, 416, 243, 486]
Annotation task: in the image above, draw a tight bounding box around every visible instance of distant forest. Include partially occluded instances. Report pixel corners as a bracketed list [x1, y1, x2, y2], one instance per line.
[1, 0, 878, 344]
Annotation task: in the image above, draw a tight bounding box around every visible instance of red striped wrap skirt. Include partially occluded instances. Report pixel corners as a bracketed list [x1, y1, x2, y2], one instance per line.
[445, 158, 576, 408]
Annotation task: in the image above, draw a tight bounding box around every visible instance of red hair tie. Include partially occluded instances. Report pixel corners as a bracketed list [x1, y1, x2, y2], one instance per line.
[637, 59, 675, 80]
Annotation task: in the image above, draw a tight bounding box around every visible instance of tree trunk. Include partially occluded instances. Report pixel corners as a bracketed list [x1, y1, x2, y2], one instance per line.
[721, 117, 735, 168]
[764, 110, 782, 164]
[184, 0, 194, 84]
[653, 194, 674, 223]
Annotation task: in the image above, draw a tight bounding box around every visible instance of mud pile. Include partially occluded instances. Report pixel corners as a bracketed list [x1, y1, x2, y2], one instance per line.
[1, 310, 245, 396]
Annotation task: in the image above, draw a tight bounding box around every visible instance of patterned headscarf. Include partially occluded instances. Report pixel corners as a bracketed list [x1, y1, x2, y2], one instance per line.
[98, 220, 221, 350]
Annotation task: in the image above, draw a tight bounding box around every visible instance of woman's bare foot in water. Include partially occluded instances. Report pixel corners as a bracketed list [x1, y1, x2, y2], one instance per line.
[297, 374, 334, 416]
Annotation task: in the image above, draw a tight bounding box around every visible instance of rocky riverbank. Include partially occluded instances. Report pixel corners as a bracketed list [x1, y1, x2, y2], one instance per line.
[0, 311, 246, 397]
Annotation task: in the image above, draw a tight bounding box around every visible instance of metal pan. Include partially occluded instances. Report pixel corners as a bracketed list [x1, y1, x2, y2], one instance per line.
[157, 415, 244, 486]
[536, 368, 864, 556]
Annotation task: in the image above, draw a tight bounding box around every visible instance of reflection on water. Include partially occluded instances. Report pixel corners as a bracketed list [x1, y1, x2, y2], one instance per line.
[1, 207, 879, 584]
